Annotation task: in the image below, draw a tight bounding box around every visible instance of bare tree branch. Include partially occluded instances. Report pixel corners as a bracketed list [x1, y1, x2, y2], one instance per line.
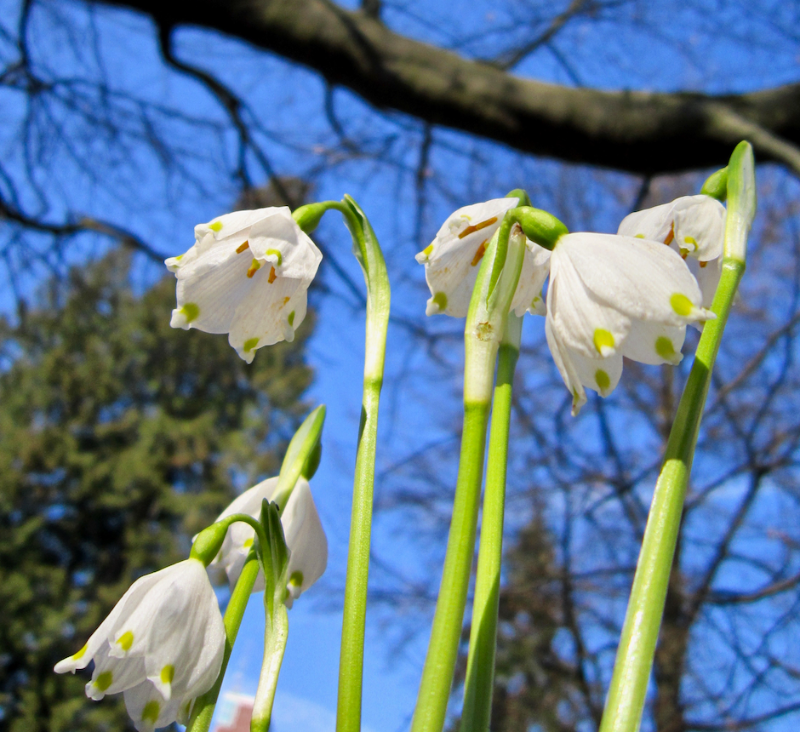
[93, 0, 800, 175]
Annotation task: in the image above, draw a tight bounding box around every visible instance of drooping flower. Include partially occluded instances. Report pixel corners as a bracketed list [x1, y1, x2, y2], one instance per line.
[54, 559, 225, 732]
[166, 207, 322, 363]
[618, 194, 726, 308]
[416, 198, 551, 317]
[545, 232, 715, 415]
[208, 476, 327, 607]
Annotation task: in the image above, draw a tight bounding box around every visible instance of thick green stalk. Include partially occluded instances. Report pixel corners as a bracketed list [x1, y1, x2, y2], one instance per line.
[251, 604, 289, 732]
[411, 216, 527, 732]
[335, 197, 391, 732]
[186, 553, 260, 732]
[599, 141, 754, 732]
[460, 315, 522, 732]
[411, 400, 492, 732]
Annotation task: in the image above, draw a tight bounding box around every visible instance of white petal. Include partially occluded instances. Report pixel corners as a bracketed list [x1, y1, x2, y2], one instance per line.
[56, 570, 164, 672]
[622, 320, 685, 366]
[545, 315, 586, 416]
[208, 478, 280, 588]
[673, 196, 725, 261]
[567, 346, 623, 399]
[124, 681, 182, 732]
[432, 198, 518, 242]
[227, 275, 310, 361]
[549, 249, 631, 358]
[559, 233, 714, 326]
[617, 200, 678, 242]
[282, 478, 328, 607]
[172, 235, 256, 334]
[85, 646, 146, 700]
[690, 256, 722, 310]
[138, 560, 223, 701]
[195, 208, 285, 243]
[420, 234, 489, 317]
[419, 198, 518, 317]
[247, 210, 323, 281]
[510, 241, 551, 317]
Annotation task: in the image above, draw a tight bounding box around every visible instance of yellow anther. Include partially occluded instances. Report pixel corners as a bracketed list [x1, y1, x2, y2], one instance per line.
[236, 241, 250, 254]
[246, 259, 262, 278]
[470, 239, 488, 266]
[458, 217, 497, 239]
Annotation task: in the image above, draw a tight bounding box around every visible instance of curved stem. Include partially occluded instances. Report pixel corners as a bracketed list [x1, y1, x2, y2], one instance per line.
[335, 196, 391, 732]
[460, 315, 521, 732]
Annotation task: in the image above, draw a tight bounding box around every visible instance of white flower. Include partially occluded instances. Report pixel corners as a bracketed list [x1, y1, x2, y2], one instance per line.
[416, 198, 551, 317]
[209, 476, 327, 608]
[545, 232, 715, 415]
[54, 559, 225, 732]
[618, 194, 726, 308]
[166, 207, 322, 363]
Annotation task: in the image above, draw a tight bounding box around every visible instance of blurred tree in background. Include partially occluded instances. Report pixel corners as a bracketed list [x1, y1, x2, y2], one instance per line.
[0, 251, 313, 731]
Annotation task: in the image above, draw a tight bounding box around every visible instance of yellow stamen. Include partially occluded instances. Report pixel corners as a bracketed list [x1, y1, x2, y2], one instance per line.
[268, 266, 277, 284]
[458, 217, 497, 239]
[236, 241, 250, 254]
[246, 259, 262, 278]
[664, 226, 674, 246]
[470, 239, 488, 266]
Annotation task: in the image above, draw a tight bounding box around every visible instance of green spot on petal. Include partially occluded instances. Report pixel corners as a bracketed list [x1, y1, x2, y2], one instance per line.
[683, 235, 697, 249]
[421, 243, 434, 258]
[243, 538, 253, 548]
[288, 310, 295, 327]
[266, 248, 283, 266]
[289, 570, 304, 587]
[181, 303, 200, 323]
[208, 221, 223, 232]
[432, 292, 448, 311]
[656, 336, 676, 360]
[670, 293, 694, 317]
[243, 337, 259, 353]
[72, 643, 88, 660]
[142, 700, 160, 724]
[94, 671, 113, 692]
[116, 631, 134, 652]
[593, 328, 615, 356]
[634, 233, 645, 239]
[595, 369, 611, 391]
[160, 665, 174, 685]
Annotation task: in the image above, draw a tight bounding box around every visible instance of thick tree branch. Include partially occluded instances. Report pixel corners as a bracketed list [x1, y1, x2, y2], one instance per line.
[94, 0, 800, 175]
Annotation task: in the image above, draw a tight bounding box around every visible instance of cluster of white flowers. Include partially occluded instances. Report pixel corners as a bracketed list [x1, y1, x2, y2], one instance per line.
[55, 477, 327, 731]
[417, 194, 725, 415]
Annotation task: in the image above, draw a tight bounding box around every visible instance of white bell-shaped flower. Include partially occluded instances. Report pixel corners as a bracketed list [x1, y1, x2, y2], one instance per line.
[416, 198, 551, 317]
[166, 207, 322, 363]
[209, 476, 327, 607]
[54, 558, 225, 732]
[618, 194, 726, 308]
[546, 232, 715, 415]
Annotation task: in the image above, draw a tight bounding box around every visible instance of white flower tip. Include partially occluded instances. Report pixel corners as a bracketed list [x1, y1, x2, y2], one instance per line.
[54, 658, 77, 674]
[164, 255, 182, 273]
[282, 321, 295, 343]
[170, 303, 200, 330]
[570, 389, 586, 417]
[598, 344, 615, 358]
[150, 665, 174, 701]
[55, 643, 90, 674]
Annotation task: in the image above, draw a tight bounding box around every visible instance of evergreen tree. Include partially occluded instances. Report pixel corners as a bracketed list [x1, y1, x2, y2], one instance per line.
[0, 250, 313, 731]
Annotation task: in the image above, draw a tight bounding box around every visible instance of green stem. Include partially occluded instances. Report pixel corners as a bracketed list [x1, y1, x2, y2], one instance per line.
[460, 316, 522, 732]
[186, 552, 260, 732]
[335, 196, 391, 732]
[411, 400, 493, 732]
[251, 603, 289, 732]
[598, 257, 745, 732]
